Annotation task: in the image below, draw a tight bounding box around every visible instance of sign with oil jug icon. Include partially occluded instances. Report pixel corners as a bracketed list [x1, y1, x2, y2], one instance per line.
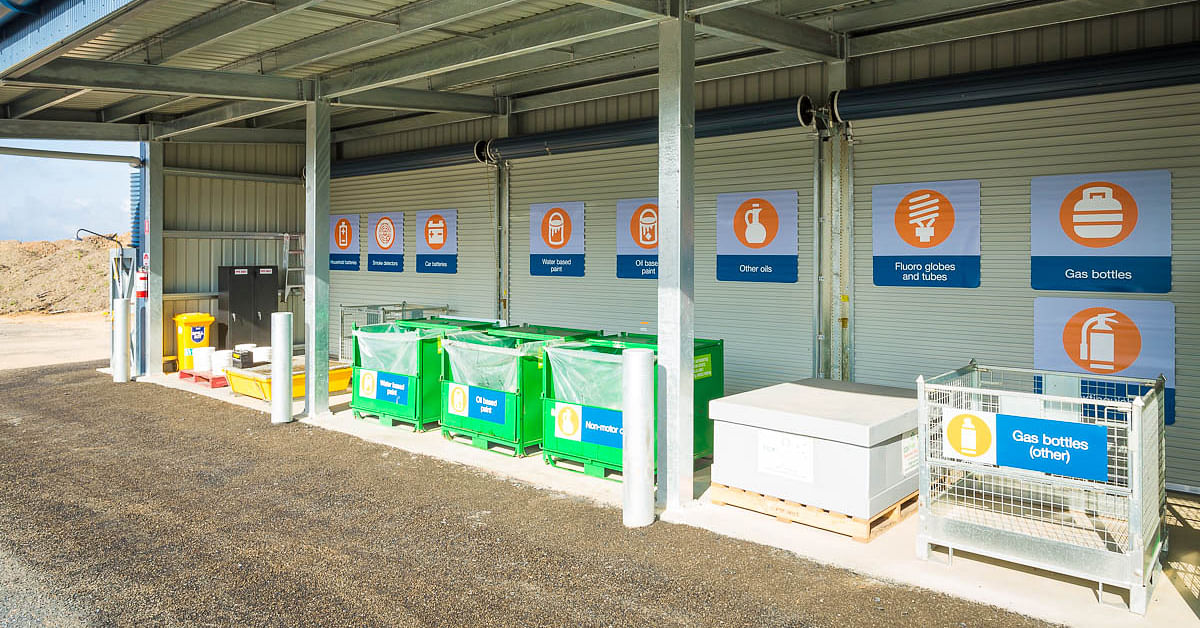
[1034, 296, 1176, 424]
[415, 209, 458, 274]
[616, 197, 658, 279]
[716, 189, 797, 283]
[1031, 170, 1171, 292]
[530, 201, 585, 276]
[329, 214, 360, 271]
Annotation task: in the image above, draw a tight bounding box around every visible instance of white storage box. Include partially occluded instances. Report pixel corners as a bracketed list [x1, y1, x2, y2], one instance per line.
[710, 378, 919, 520]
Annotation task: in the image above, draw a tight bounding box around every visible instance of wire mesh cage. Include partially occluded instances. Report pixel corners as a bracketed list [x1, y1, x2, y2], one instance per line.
[336, 303, 451, 361]
[917, 362, 1166, 614]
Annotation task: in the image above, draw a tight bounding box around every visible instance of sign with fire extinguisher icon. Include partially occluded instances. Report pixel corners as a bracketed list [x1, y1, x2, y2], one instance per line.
[1031, 169, 1171, 292]
[1034, 297, 1176, 424]
[329, 214, 360, 271]
[871, 179, 980, 288]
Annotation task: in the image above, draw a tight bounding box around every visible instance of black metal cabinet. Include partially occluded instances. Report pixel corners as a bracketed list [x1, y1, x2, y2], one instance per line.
[216, 265, 279, 349]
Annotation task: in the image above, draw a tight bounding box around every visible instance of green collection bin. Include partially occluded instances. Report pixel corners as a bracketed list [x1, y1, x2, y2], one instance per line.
[350, 317, 497, 431]
[440, 325, 602, 456]
[541, 333, 724, 479]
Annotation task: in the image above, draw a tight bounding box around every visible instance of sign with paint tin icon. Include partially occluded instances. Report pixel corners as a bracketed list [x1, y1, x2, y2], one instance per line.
[1031, 169, 1171, 293]
[616, 197, 658, 279]
[530, 201, 585, 277]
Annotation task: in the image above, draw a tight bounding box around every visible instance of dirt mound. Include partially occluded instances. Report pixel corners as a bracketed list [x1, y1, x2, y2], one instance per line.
[0, 233, 130, 315]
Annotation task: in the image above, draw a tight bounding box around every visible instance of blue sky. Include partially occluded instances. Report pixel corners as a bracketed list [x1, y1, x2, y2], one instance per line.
[0, 139, 140, 242]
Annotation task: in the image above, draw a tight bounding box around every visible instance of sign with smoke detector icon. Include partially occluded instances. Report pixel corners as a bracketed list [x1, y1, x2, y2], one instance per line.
[1034, 297, 1175, 424]
[716, 189, 798, 283]
[329, 214, 360, 271]
[871, 179, 980, 287]
[1031, 169, 1170, 293]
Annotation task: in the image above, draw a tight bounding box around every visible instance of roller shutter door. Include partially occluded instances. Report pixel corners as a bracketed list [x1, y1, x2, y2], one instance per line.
[508, 127, 816, 393]
[850, 84, 1200, 489]
[329, 163, 497, 354]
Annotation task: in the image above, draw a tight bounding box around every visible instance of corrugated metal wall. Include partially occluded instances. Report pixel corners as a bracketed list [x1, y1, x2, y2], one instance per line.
[507, 127, 816, 394]
[161, 143, 305, 356]
[850, 84, 1200, 488]
[328, 162, 498, 356]
[852, 2, 1200, 87]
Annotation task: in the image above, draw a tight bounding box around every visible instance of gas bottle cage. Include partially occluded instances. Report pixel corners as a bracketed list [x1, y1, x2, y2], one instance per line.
[917, 363, 1166, 614]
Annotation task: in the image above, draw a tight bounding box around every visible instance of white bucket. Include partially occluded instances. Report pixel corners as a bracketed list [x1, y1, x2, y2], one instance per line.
[235, 343, 257, 352]
[212, 350, 234, 372]
[192, 347, 215, 372]
[252, 346, 272, 364]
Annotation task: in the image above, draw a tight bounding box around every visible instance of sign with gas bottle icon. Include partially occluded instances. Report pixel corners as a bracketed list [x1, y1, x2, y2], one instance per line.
[871, 179, 980, 288]
[530, 201, 585, 276]
[1031, 169, 1171, 292]
[1034, 297, 1176, 424]
[716, 189, 797, 283]
[616, 197, 658, 279]
[329, 214, 360, 271]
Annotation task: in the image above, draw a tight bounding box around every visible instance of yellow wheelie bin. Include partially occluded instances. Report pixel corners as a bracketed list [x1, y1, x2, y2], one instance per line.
[174, 312, 214, 370]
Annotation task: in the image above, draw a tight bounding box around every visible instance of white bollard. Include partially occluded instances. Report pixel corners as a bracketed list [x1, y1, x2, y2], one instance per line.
[271, 311, 294, 424]
[111, 298, 130, 383]
[622, 348, 656, 527]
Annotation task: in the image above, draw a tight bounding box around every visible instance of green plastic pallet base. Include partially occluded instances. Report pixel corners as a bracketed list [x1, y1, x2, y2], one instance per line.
[543, 452, 623, 481]
[441, 427, 539, 458]
[352, 408, 438, 432]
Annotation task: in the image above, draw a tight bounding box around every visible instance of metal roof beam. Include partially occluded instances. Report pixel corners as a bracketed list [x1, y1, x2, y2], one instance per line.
[510, 49, 814, 112]
[99, 94, 185, 123]
[221, 0, 528, 75]
[688, 0, 772, 15]
[693, 6, 840, 58]
[331, 112, 486, 144]
[152, 101, 303, 139]
[134, 0, 329, 65]
[0, 0, 153, 78]
[172, 126, 303, 144]
[4, 87, 89, 119]
[321, 7, 663, 98]
[335, 87, 500, 114]
[0, 118, 146, 141]
[8, 59, 313, 101]
[848, 0, 1189, 56]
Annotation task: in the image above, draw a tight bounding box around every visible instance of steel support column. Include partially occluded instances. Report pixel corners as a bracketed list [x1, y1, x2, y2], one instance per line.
[656, 5, 695, 511]
[144, 141, 164, 376]
[304, 100, 331, 417]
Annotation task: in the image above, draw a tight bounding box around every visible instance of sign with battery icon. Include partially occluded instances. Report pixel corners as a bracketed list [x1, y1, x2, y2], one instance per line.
[1030, 169, 1171, 292]
[1034, 297, 1176, 424]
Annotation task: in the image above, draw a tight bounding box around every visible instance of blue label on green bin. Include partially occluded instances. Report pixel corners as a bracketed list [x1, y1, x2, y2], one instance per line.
[447, 383, 505, 424]
[358, 370, 410, 406]
[552, 403, 622, 449]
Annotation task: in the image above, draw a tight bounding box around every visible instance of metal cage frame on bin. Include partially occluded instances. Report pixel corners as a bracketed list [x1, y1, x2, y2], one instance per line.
[916, 362, 1166, 614]
[336, 302, 451, 361]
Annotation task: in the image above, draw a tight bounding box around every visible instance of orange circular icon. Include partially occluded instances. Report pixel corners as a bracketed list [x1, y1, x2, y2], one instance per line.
[375, 216, 396, 250]
[894, 189, 955, 249]
[630, 203, 658, 250]
[424, 214, 447, 250]
[734, 198, 778, 249]
[1062, 307, 1142, 375]
[334, 217, 353, 250]
[1058, 181, 1138, 248]
[540, 208, 572, 249]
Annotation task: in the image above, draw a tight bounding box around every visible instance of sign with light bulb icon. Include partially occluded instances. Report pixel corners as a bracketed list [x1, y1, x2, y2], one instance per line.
[716, 189, 798, 283]
[1034, 297, 1175, 424]
[530, 201, 585, 276]
[871, 179, 980, 288]
[1030, 169, 1171, 293]
[329, 214, 360, 271]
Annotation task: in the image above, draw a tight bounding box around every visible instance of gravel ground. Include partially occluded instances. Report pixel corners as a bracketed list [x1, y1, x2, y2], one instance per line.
[0, 362, 1053, 627]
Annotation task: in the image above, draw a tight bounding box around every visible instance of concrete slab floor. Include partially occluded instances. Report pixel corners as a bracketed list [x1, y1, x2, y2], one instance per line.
[140, 372, 1200, 628]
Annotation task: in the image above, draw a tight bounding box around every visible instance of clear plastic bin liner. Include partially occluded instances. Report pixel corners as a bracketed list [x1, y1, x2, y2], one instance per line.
[443, 333, 556, 393]
[546, 343, 626, 410]
[353, 328, 437, 375]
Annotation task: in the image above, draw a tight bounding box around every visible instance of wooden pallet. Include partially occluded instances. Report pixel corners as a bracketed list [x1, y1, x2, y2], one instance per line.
[178, 369, 228, 389]
[709, 483, 918, 542]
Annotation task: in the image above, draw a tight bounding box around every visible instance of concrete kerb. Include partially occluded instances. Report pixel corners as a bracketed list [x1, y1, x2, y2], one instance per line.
[136, 373, 1197, 628]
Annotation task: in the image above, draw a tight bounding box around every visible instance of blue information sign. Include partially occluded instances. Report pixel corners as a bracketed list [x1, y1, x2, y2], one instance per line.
[871, 179, 980, 288]
[716, 190, 798, 283]
[530, 201, 585, 277]
[415, 209, 457, 274]
[616, 197, 658, 279]
[995, 414, 1109, 482]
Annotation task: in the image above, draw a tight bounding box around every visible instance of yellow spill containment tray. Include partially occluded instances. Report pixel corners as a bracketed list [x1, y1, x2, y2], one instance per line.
[225, 356, 352, 401]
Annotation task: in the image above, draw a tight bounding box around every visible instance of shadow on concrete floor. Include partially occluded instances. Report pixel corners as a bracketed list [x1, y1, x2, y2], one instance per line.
[1165, 492, 1200, 621]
